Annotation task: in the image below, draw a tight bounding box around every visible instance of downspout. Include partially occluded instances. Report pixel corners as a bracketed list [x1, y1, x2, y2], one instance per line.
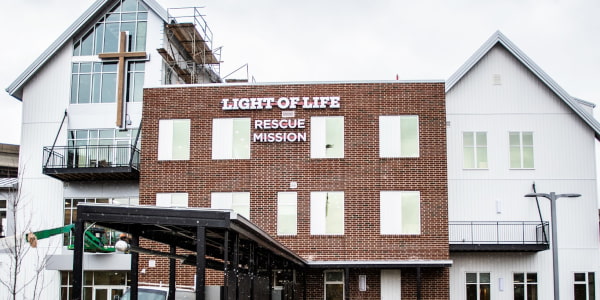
[532, 182, 549, 243]
[45, 110, 68, 167]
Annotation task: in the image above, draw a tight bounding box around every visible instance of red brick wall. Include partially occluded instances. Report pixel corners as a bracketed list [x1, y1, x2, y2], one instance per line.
[140, 82, 449, 296]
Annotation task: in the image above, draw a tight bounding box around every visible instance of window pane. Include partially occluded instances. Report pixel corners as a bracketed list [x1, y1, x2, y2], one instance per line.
[232, 193, 250, 219]
[509, 132, 520, 146]
[514, 284, 524, 300]
[130, 72, 144, 102]
[480, 273, 490, 283]
[71, 74, 79, 104]
[527, 285, 538, 300]
[476, 147, 488, 168]
[527, 273, 537, 283]
[463, 132, 474, 147]
[514, 273, 524, 283]
[463, 147, 475, 168]
[325, 271, 343, 282]
[523, 147, 534, 168]
[172, 120, 190, 160]
[476, 132, 487, 146]
[325, 117, 344, 158]
[466, 285, 477, 300]
[170, 193, 188, 207]
[466, 273, 477, 283]
[325, 284, 343, 300]
[575, 273, 586, 282]
[575, 284, 586, 300]
[135, 21, 147, 51]
[277, 192, 297, 235]
[480, 284, 491, 300]
[80, 31, 94, 56]
[101, 73, 117, 103]
[92, 74, 101, 103]
[401, 192, 420, 234]
[400, 116, 419, 157]
[522, 132, 533, 146]
[510, 146, 521, 168]
[232, 119, 250, 159]
[589, 272, 595, 300]
[94, 23, 104, 55]
[379, 116, 401, 157]
[104, 23, 120, 53]
[325, 192, 344, 234]
[380, 191, 402, 234]
[77, 74, 91, 104]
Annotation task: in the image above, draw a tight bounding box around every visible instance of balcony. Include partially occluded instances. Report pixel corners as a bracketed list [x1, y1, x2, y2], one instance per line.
[449, 221, 549, 252]
[42, 145, 140, 181]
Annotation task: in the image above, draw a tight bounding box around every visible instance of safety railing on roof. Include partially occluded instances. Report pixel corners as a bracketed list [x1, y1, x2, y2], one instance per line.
[449, 221, 549, 245]
[42, 145, 140, 170]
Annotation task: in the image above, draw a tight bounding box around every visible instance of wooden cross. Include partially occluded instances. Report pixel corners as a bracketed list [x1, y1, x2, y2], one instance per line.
[99, 31, 147, 128]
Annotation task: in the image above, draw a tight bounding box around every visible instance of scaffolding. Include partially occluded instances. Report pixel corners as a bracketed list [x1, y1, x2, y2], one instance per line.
[158, 7, 222, 84]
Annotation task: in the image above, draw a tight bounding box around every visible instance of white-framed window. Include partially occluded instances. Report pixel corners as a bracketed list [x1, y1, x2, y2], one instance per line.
[514, 273, 537, 300]
[211, 192, 250, 219]
[463, 132, 488, 169]
[574, 272, 596, 300]
[466, 272, 491, 300]
[379, 115, 419, 158]
[61, 270, 130, 300]
[158, 119, 190, 160]
[67, 128, 140, 167]
[310, 191, 344, 235]
[509, 132, 534, 169]
[212, 118, 251, 159]
[380, 191, 421, 235]
[277, 192, 297, 236]
[156, 193, 188, 207]
[324, 270, 344, 300]
[310, 116, 344, 158]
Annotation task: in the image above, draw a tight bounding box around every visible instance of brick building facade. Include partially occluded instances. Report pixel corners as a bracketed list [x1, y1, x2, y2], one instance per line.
[139, 81, 450, 299]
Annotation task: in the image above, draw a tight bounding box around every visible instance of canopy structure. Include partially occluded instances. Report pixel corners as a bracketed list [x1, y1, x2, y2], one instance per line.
[72, 204, 306, 300]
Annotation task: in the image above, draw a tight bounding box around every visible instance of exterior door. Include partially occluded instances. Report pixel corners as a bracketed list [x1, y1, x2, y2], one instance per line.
[381, 269, 401, 299]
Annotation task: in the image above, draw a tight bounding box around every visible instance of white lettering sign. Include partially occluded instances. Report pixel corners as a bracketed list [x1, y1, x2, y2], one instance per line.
[222, 96, 340, 110]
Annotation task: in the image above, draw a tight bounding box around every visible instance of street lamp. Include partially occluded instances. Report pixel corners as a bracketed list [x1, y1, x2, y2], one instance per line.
[524, 192, 581, 300]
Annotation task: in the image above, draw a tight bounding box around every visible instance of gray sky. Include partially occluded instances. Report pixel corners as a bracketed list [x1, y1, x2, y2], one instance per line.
[1, 0, 599, 145]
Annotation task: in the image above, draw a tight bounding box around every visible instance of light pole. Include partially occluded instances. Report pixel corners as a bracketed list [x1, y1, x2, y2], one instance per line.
[524, 192, 581, 300]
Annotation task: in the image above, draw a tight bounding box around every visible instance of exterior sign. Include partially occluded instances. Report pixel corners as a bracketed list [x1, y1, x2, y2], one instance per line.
[221, 96, 340, 143]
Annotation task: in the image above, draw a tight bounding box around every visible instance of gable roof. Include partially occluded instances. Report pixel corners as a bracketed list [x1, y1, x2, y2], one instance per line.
[5, 0, 168, 100]
[447, 31, 600, 140]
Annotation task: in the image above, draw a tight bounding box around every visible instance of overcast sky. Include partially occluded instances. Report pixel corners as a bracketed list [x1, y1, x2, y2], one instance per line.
[1, 0, 599, 145]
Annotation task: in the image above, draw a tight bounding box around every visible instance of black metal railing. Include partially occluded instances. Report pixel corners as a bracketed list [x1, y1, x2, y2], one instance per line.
[43, 145, 140, 170]
[449, 221, 549, 245]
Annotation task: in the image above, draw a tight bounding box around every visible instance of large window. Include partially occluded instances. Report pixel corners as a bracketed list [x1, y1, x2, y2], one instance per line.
[64, 197, 138, 246]
[71, 62, 117, 104]
[466, 272, 490, 300]
[310, 191, 344, 235]
[463, 132, 488, 168]
[212, 118, 251, 159]
[73, 0, 147, 56]
[156, 193, 188, 207]
[514, 273, 537, 300]
[158, 119, 190, 160]
[574, 272, 596, 300]
[277, 192, 297, 236]
[311, 116, 344, 158]
[68, 128, 140, 167]
[211, 192, 250, 219]
[379, 115, 419, 158]
[61, 271, 130, 300]
[380, 191, 421, 235]
[509, 132, 534, 169]
[324, 270, 344, 300]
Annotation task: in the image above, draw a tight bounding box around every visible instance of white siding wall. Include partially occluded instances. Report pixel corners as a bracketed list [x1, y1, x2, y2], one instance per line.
[447, 45, 600, 299]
